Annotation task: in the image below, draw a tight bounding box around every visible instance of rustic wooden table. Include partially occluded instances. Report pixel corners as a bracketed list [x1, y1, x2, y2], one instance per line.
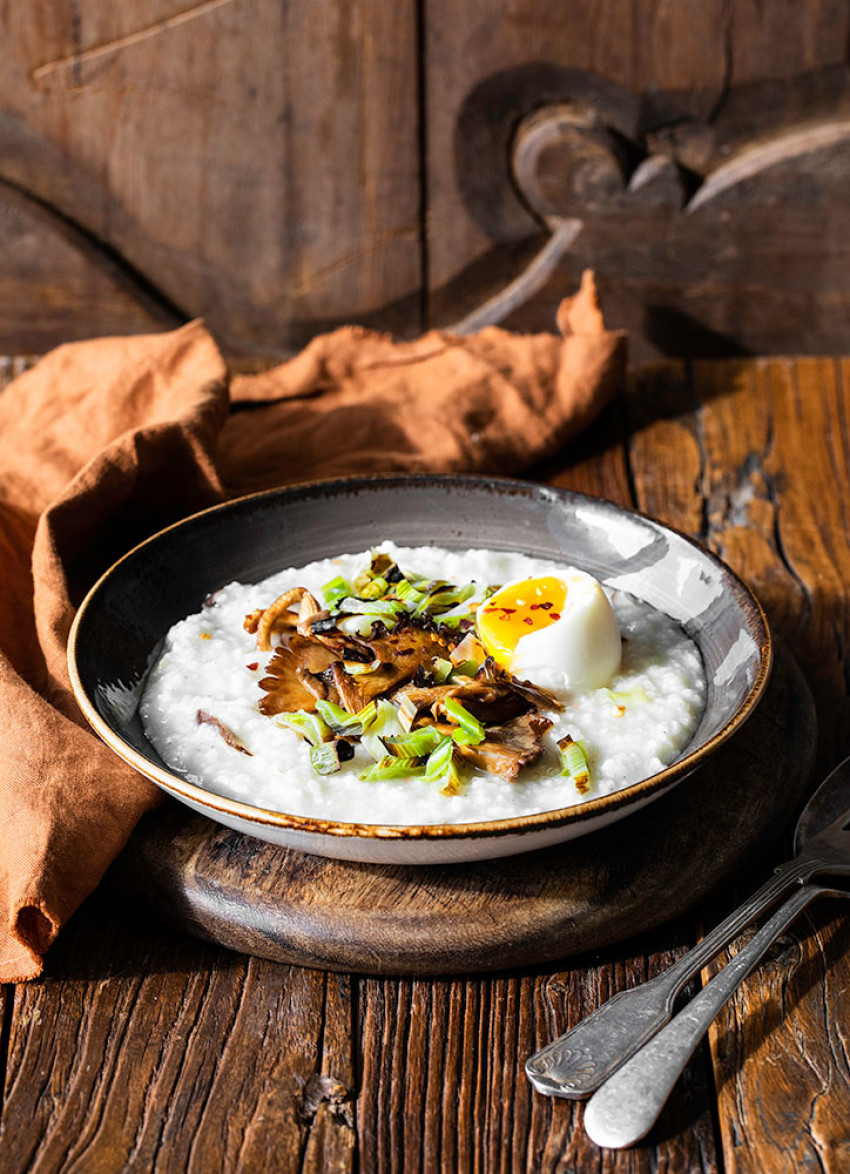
[2, 356, 850, 1172]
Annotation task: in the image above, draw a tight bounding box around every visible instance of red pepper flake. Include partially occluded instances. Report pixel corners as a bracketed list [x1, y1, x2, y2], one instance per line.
[246, 661, 259, 671]
[523, 616, 534, 625]
[550, 613, 561, 621]
[530, 601, 554, 611]
[614, 704, 626, 717]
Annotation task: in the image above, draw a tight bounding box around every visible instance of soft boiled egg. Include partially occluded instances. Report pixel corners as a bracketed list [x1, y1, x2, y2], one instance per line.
[476, 569, 621, 691]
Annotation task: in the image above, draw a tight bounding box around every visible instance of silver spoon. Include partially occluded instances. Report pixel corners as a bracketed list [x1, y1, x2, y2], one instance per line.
[526, 753, 850, 1098]
[583, 877, 848, 1147]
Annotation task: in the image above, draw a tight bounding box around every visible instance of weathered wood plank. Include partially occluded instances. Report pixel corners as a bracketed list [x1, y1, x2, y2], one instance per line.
[691, 358, 850, 1174]
[0, 182, 180, 352]
[0, 0, 422, 353]
[356, 937, 719, 1173]
[626, 358, 850, 1172]
[0, 891, 353, 1172]
[6, 1, 850, 356]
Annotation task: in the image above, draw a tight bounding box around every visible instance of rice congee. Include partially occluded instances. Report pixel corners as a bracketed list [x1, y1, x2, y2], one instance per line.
[140, 544, 706, 826]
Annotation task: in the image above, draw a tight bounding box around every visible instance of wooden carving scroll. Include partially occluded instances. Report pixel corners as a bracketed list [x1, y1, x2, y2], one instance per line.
[451, 101, 850, 359]
[5, 37, 850, 360]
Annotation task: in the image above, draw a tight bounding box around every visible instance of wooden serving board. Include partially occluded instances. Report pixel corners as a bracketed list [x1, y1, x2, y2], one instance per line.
[112, 643, 815, 975]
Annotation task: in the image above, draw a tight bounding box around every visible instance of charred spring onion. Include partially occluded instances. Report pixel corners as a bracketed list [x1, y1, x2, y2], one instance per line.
[338, 596, 407, 619]
[382, 726, 444, 759]
[274, 711, 332, 746]
[360, 699, 405, 761]
[431, 657, 453, 684]
[316, 699, 378, 737]
[424, 736, 464, 796]
[557, 735, 590, 794]
[321, 575, 350, 609]
[360, 756, 426, 782]
[443, 697, 485, 746]
[310, 741, 345, 774]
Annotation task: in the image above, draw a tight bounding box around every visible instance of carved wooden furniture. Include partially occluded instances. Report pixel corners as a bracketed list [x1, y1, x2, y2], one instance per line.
[5, 2, 850, 357]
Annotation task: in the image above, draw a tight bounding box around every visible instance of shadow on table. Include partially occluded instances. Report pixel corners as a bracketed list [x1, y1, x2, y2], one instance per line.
[40, 886, 245, 984]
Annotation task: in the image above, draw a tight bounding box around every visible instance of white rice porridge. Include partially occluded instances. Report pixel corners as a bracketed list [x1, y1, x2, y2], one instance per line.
[140, 544, 706, 825]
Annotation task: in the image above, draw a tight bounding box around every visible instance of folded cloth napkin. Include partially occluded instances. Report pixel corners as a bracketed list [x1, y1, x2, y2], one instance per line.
[0, 271, 625, 982]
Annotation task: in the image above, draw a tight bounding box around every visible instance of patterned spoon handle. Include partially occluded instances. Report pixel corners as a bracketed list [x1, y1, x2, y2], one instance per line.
[583, 882, 840, 1148]
[525, 856, 808, 1097]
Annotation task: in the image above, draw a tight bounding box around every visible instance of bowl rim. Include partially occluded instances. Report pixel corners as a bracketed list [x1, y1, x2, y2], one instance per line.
[67, 472, 773, 843]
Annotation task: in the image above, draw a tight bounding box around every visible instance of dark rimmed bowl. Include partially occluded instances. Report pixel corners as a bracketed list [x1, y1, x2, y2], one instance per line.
[68, 474, 772, 864]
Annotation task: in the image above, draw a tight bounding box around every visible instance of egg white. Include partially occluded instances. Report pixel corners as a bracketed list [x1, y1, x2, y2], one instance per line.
[502, 569, 622, 690]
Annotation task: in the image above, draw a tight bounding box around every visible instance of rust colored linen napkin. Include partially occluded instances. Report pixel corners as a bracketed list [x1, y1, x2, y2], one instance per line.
[0, 272, 625, 982]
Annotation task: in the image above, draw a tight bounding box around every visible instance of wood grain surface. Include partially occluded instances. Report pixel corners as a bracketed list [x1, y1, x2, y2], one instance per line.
[425, 2, 850, 357]
[3, 355, 850, 1172]
[7, 4, 850, 355]
[0, 0, 421, 354]
[111, 644, 814, 975]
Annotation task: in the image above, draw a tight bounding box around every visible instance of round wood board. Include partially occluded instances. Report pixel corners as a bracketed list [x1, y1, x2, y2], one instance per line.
[112, 643, 816, 975]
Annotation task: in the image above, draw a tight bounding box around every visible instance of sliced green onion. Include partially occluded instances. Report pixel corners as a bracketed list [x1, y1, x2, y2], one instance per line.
[450, 727, 483, 747]
[338, 596, 406, 618]
[343, 658, 382, 676]
[356, 701, 378, 728]
[392, 578, 428, 605]
[315, 699, 356, 732]
[411, 583, 450, 615]
[322, 575, 350, 609]
[449, 632, 486, 669]
[444, 697, 485, 745]
[274, 710, 332, 747]
[382, 726, 444, 759]
[558, 735, 590, 794]
[436, 605, 477, 624]
[316, 699, 377, 736]
[337, 615, 377, 637]
[360, 756, 426, 782]
[424, 736, 464, 795]
[369, 551, 398, 578]
[361, 699, 405, 761]
[417, 583, 477, 616]
[310, 742, 343, 775]
[429, 613, 465, 630]
[353, 563, 374, 595]
[358, 576, 388, 600]
[424, 736, 454, 778]
[353, 552, 398, 597]
[432, 657, 453, 684]
[396, 693, 420, 732]
[410, 578, 449, 594]
[450, 660, 480, 679]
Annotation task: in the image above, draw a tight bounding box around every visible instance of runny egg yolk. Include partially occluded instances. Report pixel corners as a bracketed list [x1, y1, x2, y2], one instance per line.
[476, 570, 622, 691]
[476, 577, 567, 668]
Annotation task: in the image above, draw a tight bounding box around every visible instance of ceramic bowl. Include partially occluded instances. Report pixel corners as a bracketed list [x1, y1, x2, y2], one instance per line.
[68, 475, 772, 864]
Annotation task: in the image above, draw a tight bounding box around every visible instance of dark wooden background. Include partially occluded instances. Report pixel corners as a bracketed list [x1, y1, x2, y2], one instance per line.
[5, 1, 850, 359]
